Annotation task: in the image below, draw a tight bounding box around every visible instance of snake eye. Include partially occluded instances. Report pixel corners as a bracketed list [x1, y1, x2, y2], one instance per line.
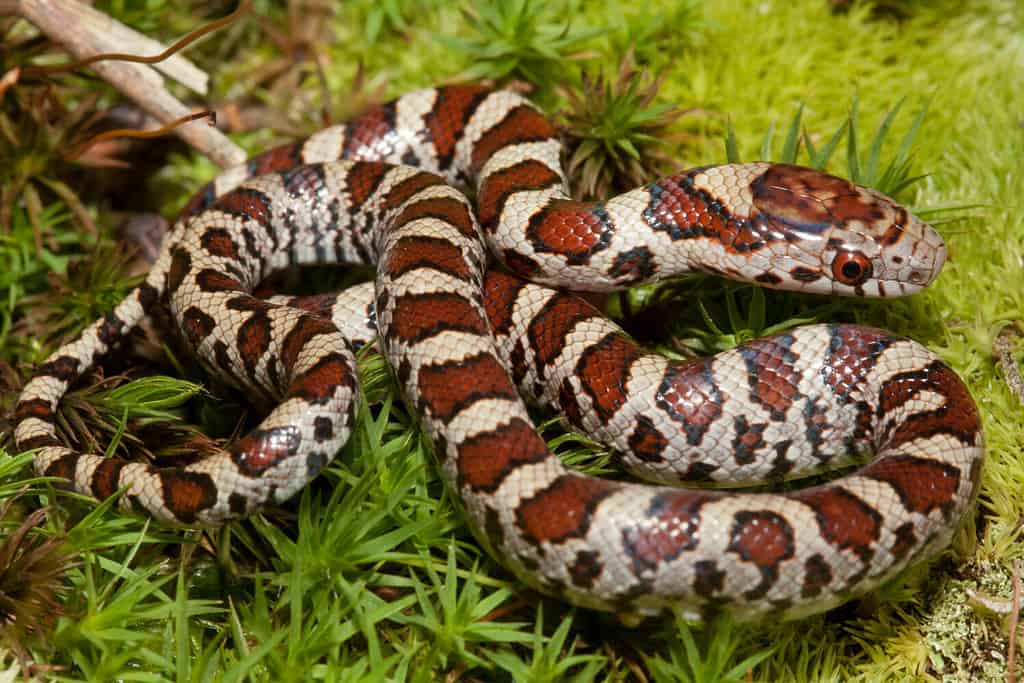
[831, 250, 873, 286]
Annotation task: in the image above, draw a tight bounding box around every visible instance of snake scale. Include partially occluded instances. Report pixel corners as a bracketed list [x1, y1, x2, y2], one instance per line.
[14, 85, 983, 621]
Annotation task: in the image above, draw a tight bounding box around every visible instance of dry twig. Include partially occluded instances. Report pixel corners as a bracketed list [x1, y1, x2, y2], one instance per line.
[65, 110, 216, 162]
[1, 0, 246, 167]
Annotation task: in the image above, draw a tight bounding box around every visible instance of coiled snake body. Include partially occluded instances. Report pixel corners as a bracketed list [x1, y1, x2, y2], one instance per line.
[15, 86, 983, 620]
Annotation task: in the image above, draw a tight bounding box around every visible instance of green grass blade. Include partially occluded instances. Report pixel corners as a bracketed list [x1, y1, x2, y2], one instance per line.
[865, 96, 906, 184]
[894, 96, 931, 163]
[809, 118, 849, 170]
[781, 103, 804, 163]
[725, 120, 741, 163]
[759, 122, 775, 161]
[846, 94, 861, 181]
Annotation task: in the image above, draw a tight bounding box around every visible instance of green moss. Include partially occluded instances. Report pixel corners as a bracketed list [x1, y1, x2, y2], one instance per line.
[4, 0, 1024, 680]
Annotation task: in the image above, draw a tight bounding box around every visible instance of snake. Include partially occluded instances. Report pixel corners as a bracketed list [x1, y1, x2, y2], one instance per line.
[14, 85, 983, 621]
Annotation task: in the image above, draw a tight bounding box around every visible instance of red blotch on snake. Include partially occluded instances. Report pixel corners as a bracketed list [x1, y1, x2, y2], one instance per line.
[470, 105, 557, 173]
[342, 101, 396, 159]
[286, 352, 355, 404]
[389, 292, 488, 344]
[417, 352, 518, 422]
[527, 200, 612, 261]
[622, 491, 715, 573]
[794, 487, 882, 553]
[577, 333, 642, 424]
[477, 160, 562, 230]
[527, 290, 601, 368]
[394, 196, 477, 238]
[426, 85, 490, 166]
[516, 474, 618, 545]
[457, 417, 549, 492]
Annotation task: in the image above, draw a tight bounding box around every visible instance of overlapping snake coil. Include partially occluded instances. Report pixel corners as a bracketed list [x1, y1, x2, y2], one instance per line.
[15, 85, 983, 620]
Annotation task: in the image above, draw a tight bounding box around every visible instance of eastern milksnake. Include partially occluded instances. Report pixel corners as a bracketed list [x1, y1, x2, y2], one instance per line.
[14, 85, 983, 621]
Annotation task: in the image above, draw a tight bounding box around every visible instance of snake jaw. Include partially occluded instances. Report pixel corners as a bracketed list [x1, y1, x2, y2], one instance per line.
[866, 211, 947, 296]
[910, 218, 948, 288]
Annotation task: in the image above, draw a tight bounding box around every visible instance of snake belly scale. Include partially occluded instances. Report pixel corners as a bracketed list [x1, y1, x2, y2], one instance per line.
[14, 85, 983, 621]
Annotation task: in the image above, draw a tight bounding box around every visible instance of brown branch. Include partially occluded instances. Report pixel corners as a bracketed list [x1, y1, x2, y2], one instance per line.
[65, 110, 217, 162]
[22, 1, 250, 80]
[1, 2, 208, 94]
[8, 0, 246, 167]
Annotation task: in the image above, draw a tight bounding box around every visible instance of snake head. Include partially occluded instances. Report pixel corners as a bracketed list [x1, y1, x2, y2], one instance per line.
[745, 163, 946, 297]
